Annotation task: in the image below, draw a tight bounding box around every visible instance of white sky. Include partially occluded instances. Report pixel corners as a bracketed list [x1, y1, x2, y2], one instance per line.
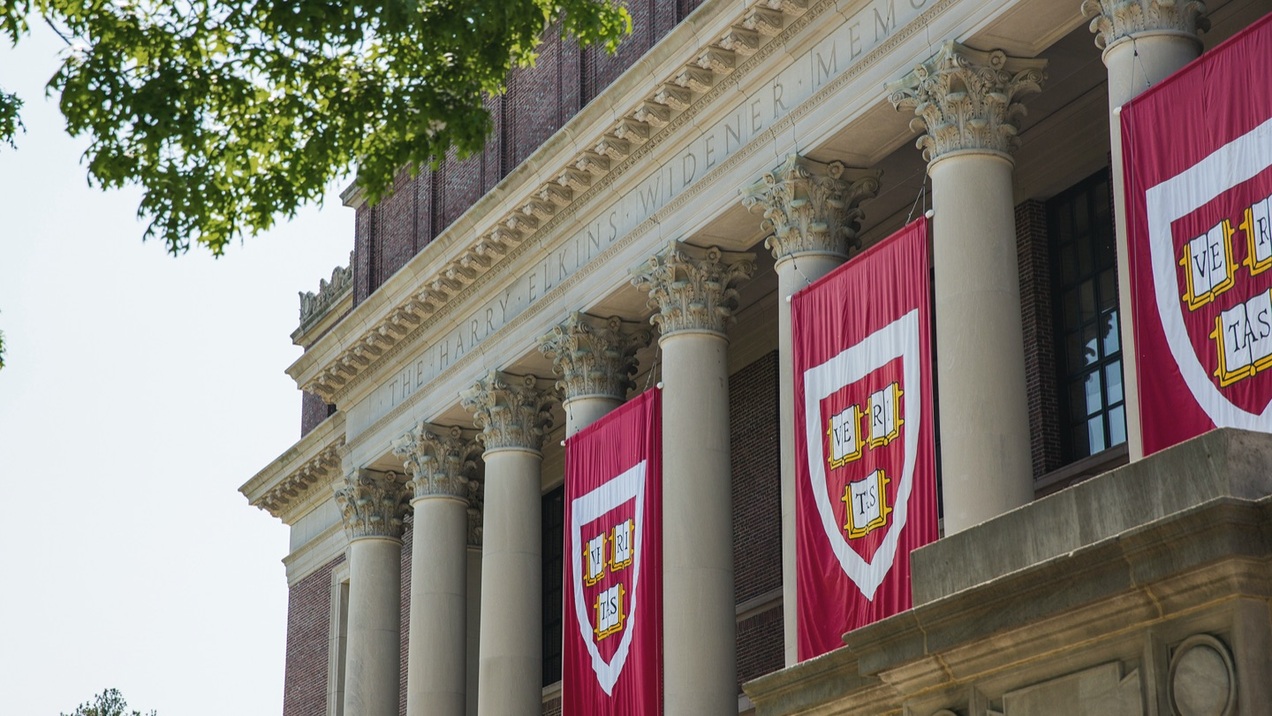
[0, 24, 353, 716]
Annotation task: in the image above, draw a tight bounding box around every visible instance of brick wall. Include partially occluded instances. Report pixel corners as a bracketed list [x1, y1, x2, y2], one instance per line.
[283, 555, 344, 716]
[737, 606, 784, 692]
[301, 392, 331, 437]
[1016, 200, 1063, 478]
[351, 1, 702, 304]
[731, 351, 782, 604]
[730, 351, 784, 692]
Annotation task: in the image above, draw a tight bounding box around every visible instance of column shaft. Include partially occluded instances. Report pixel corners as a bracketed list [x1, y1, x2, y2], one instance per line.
[476, 449, 543, 716]
[662, 331, 736, 714]
[563, 396, 623, 438]
[406, 497, 468, 716]
[344, 537, 405, 716]
[930, 154, 1034, 532]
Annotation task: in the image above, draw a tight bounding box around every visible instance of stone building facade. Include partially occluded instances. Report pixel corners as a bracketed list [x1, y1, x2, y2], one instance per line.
[241, 0, 1272, 714]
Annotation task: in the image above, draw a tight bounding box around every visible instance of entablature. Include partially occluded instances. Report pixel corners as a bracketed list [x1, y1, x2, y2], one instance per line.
[240, 411, 346, 524]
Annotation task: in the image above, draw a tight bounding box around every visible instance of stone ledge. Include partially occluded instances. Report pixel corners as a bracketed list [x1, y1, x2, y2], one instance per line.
[912, 427, 1272, 605]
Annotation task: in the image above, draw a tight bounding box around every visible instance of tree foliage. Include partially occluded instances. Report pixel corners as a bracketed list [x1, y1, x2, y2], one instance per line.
[0, 0, 630, 254]
[62, 688, 157, 716]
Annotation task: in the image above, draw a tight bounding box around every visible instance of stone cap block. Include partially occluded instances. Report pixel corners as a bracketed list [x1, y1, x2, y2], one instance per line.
[912, 428, 1272, 605]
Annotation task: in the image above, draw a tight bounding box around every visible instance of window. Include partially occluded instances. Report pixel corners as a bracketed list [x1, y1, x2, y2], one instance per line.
[541, 486, 565, 686]
[1048, 169, 1126, 461]
[327, 564, 351, 716]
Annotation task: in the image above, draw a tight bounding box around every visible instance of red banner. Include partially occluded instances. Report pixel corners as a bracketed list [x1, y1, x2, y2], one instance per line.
[562, 389, 662, 715]
[1123, 14, 1272, 455]
[791, 218, 938, 660]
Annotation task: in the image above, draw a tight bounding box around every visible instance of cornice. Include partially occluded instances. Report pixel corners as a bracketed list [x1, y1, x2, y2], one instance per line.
[240, 413, 347, 524]
[287, 0, 820, 405]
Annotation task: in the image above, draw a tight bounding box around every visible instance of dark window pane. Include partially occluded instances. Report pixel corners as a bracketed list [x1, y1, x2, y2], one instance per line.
[1049, 168, 1122, 466]
[1098, 269, 1117, 312]
[1079, 282, 1097, 324]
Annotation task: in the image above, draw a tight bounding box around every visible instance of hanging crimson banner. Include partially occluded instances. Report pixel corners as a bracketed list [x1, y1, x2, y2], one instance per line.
[562, 388, 662, 716]
[1123, 13, 1272, 455]
[791, 217, 938, 661]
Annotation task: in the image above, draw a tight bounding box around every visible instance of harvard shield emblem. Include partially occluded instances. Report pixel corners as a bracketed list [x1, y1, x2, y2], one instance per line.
[569, 461, 646, 695]
[802, 310, 921, 601]
[1145, 119, 1272, 430]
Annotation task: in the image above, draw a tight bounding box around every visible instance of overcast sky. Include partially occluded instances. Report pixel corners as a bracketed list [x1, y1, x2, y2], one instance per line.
[0, 24, 353, 716]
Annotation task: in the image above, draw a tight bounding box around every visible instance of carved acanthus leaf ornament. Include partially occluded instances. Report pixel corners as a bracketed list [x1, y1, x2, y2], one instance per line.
[887, 41, 1047, 163]
[1081, 0, 1208, 51]
[392, 424, 479, 501]
[742, 154, 881, 259]
[539, 312, 651, 401]
[460, 371, 557, 452]
[333, 469, 410, 540]
[631, 242, 756, 337]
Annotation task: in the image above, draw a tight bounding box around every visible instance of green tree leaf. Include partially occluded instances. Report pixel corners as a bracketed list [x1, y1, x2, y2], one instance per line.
[0, 0, 631, 254]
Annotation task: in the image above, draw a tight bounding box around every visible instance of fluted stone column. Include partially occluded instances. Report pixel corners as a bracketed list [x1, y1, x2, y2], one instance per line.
[889, 42, 1047, 534]
[1083, 0, 1208, 460]
[540, 311, 652, 438]
[742, 154, 880, 666]
[460, 372, 556, 716]
[632, 242, 755, 716]
[334, 469, 410, 716]
[394, 424, 480, 716]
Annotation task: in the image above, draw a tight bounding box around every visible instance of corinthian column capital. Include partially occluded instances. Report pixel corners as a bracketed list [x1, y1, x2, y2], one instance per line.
[742, 155, 881, 260]
[460, 371, 556, 453]
[630, 242, 756, 338]
[1081, 0, 1208, 51]
[334, 469, 410, 540]
[392, 423, 480, 502]
[538, 312, 652, 402]
[887, 41, 1047, 163]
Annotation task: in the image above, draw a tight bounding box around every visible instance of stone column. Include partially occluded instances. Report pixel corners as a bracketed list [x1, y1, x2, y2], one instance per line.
[334, 469, 410, 716]
[888, 42, 1047, 534]
[460, 372, 555, 716]
[539, 311, 652, 438]
[1083, 0, 1208, 460]
[393, 424, 480, 716]
[742, 154, 880, 666]
[632, 242, 755, 716]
